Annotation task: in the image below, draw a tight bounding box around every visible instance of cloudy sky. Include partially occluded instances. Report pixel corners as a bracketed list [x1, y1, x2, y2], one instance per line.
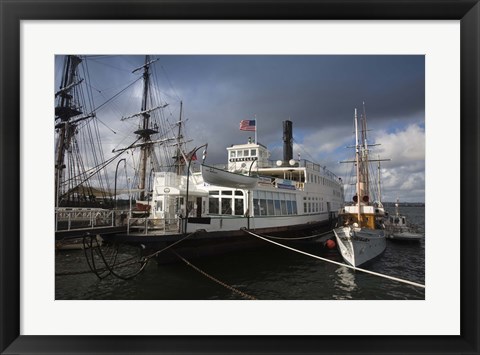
[55, 55, 425, 202]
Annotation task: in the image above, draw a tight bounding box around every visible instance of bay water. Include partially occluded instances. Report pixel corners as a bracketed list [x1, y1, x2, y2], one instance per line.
[55, 206, 425, 300]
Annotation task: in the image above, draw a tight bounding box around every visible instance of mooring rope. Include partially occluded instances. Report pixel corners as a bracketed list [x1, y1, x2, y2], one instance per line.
[141, 231, 198, 261]
[57, 231, 200, 279]
[173, 251, 257, 300]
[254, 229, 333, 241]
[82, 235, 148, 280]
[242, 228, 425, 289]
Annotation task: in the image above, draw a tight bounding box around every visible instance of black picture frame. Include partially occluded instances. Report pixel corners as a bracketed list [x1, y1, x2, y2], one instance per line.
[1, 1, 478, 354]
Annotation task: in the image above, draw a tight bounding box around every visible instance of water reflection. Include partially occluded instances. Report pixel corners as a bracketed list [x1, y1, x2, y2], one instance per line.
[333, 266, 357, 299]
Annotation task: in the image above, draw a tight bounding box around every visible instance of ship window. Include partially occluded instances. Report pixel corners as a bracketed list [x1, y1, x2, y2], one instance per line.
[267, 199, 274, 215]
[237, 150, 243, 157]
[250, 149, 257, 156]
[274, 200, 281, 215]
[221, 198, 232, 214]
[235, 190, 243, 196]
[292, 201, 297, 214]
[304, 202, 307, 213]
[259, 199, 267, 216]
[230, 151, 236, 158]
[209, 191, 219, 196]
[209, 198, 219, 214]
[222, 190, 232, 195]
[156, 200, 163, 211]
[234, 198, 244, 215]
[244, 150, 249, 156]
[286, 200, 293, 214]
[253, 199, 260, 215]
[281, 200, 287, 215]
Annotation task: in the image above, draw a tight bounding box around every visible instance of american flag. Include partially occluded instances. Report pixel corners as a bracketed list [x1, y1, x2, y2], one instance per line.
[239, 119, 256, 131]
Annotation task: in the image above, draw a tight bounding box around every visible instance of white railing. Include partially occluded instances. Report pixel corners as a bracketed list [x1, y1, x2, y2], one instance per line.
[126, 217, 180, 235]
[55, 208, 116, 231]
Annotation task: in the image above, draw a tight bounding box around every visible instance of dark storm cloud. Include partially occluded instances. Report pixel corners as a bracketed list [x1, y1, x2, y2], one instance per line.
[157, 55, 424, 126]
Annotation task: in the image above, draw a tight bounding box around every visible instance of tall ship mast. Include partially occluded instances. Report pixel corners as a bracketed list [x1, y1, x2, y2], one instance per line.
[132, 56, 159, 201]
[333, 105, 389, 267]
[112, 55, 186, 208]
[54, 55, 113, 208]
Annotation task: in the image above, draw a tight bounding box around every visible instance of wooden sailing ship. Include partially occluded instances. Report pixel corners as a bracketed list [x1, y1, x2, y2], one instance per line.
[333, 106, 389, 267]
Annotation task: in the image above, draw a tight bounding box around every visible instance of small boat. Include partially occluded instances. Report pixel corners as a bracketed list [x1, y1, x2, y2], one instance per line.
[333, 106, 387, 267]
[384, 199, 424, 242]
[201, 164, 258, 189]
[334, 222, 387, 267]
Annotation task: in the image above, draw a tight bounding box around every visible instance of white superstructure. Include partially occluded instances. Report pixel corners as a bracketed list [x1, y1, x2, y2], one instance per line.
[128, 122, 344, 237]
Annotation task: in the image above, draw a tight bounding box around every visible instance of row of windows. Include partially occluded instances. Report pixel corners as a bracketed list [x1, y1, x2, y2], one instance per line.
[307, 173, 339, 188]
[230, 149, 257, 158]
[207, 189, 337, 216]
[253, 190, 296, 201]
[304, 196, 323, 201]
[304, 202, 326, 213]
[209, 190, 244, 196]
[253, 198, 298, 216]
[209, 197, 244, 215]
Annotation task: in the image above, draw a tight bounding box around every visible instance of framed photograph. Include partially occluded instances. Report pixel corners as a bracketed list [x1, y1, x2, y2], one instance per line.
[1, 0, 478, 354]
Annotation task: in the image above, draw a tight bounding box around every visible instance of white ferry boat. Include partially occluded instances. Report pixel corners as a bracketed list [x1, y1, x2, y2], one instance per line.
[116, 121, 345, 261]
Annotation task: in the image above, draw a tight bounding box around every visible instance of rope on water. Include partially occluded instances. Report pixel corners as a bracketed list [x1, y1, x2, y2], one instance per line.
[82, 235, 148, 280]
[57, 231, 200, 279]
[242, 228, 425, 289]
[173, 251, 257, 300]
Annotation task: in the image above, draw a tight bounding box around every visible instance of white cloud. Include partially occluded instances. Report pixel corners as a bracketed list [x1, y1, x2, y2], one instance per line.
[301, 125, 353, 155]
[373, 124, 425, 164]
[373, 124, 425, 202]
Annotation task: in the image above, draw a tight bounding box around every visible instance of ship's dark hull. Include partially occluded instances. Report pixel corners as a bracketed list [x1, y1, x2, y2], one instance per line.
[103, 219, 335, 264]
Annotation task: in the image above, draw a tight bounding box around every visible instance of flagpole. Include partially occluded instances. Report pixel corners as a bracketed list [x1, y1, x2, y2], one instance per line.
[254, 115, 257, 144]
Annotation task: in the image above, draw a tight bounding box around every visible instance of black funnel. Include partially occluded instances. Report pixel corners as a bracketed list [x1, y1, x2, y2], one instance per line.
[283, 120, 293, 163]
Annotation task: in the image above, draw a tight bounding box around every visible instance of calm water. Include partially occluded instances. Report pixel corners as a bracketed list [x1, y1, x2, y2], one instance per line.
[55, 206, 425, 300]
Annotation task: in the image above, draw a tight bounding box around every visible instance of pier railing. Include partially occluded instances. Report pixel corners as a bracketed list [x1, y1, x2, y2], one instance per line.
[126, 217, 180, 235]
[55, 208, 116, 232]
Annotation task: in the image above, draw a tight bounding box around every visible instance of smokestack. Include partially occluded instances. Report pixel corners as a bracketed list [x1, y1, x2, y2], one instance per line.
[283, 120, 293, 163]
